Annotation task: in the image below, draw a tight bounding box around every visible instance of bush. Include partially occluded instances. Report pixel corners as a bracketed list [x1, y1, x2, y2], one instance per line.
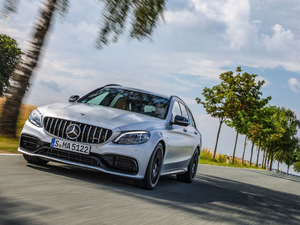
[218, 154, 227, 163]
[200, 148, 213, 160]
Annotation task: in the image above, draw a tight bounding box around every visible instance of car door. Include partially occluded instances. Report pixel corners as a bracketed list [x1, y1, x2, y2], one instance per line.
[179, 103, 200, 154]
[163, 100, 190, 171]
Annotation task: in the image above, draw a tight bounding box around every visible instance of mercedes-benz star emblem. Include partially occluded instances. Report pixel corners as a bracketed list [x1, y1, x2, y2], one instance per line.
[66, 124, 81, 139]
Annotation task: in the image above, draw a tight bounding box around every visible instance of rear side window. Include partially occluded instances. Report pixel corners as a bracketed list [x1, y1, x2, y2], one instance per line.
[187, 108, 196, 128]
[172, 101, 181, 118]
[179, 102, 189, 119]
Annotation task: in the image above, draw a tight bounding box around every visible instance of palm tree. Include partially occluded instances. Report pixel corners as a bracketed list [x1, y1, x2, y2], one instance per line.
[0, 0, 167, 137]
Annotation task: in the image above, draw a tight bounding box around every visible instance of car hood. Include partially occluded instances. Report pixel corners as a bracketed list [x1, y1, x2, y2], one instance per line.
[38, 102, 165, 131]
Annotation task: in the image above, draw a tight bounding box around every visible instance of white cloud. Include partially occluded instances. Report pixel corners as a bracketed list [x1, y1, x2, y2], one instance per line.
[164, 10, 199, 27]
[289, 78, 300, 92]
[182, 59, 230, 79]
[262, 24, 300, 53]
[192, 0, 258, 49]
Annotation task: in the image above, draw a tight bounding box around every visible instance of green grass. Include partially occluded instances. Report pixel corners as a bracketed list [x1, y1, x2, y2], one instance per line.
[0, 136, 20, 153]
[0, 97, 36, 154]
[199, 158, 262, 169]
[199, 149, 263, 170]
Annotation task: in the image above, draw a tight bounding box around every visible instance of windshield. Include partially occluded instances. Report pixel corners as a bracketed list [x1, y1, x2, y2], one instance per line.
[80, 87, 170, 119]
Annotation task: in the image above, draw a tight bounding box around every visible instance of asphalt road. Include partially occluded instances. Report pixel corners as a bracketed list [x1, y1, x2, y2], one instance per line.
[0, 154, 300, 225]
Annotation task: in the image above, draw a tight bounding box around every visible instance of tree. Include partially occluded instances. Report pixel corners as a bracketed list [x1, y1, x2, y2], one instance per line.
[293, 148, 300, 173]
[273, 108, 300, 173]
[196, 67, 270, 161]
[250, 106, 300, 171]
[0, 34, 22, 96]
[196, 70, 236, 160]
[0, 0, 167, 137]
[249, 106, 285, 170]
[224, 68, 271, 163]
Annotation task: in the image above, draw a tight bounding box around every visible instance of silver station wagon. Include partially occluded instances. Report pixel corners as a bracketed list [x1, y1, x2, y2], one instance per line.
[19, 84, 202, 189]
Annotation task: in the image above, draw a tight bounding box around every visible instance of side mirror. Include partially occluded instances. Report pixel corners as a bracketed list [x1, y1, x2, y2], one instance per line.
[69, 95, 80, 102]
[173, 115, 189, 126]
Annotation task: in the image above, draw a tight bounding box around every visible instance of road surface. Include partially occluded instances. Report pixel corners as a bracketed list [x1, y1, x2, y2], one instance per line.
[0, 154, 299, 225]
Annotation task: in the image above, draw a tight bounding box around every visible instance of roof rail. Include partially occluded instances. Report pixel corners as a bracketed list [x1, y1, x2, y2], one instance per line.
[171, 95, 185, 103]
[104, 84, 122, 87]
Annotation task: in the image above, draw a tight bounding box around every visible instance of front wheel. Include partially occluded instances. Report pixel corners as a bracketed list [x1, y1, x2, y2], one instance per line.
[177, 149, 199, 183]
[134, 143, 163, 190]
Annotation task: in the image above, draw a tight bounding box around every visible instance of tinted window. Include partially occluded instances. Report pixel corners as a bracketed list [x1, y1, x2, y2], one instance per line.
[80, 88, 170, 119]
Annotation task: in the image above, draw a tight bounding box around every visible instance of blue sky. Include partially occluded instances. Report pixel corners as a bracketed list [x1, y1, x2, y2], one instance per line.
[1, 0, 300, 174]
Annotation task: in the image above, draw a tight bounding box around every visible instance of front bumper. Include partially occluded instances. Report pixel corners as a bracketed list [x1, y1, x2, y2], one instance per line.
[19, 120, 156, 179]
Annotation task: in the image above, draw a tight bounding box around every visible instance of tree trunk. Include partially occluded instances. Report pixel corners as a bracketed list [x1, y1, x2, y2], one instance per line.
[249, 142, 254, 167]
[0, 0, 57, 137]
[266, 155, 270, 169]
[255, 141, 261, 167]
[231, 131, 239, 164]
[261, 149, 266, 168]
[269, 154, 273, 171]
[242, 135, 247, 165]
[277, 161, 279, 173]
[287, 165, 290, 175]
[213, 119, 223, 160]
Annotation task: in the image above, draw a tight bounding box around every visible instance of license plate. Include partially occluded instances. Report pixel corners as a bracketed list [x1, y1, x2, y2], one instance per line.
[51, 138, 91, 155]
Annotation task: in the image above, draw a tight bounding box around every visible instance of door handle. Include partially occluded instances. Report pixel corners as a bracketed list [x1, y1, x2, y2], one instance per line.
[194, 131, 198, 135]
[183, 128, 187, 132]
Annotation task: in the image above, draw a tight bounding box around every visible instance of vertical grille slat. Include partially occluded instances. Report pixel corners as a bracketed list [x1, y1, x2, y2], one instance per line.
[46, 117, 50, 130]
[87, 126, 92, 143]
[53, 119, 59, 135]
[49, 118, 55, 133]
[98, 129, 103, 144]
[62, 120, 68, 139]
[57, 120, 63, 136]
[92, 127, 97, 144]
[81, 125, 87, 142]
[43, 117, 112, 144]
[104, 130, 109, 142]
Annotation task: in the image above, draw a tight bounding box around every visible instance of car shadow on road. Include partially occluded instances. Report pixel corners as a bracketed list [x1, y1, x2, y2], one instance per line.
[23, 162, 300, 225]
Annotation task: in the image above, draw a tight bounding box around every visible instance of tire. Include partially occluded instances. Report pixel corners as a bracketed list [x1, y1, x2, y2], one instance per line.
[134, 143, 163, 190]
[177, 149, 199, 183]
[23, 154, 49, 165]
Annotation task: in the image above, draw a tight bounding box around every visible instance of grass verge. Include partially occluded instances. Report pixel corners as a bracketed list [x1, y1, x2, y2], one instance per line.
[0, 97, 36, 154]
[199, 148, 263, 170]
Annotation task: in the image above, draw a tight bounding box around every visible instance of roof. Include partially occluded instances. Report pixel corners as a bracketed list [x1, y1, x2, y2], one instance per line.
[104, 84, 171, 99]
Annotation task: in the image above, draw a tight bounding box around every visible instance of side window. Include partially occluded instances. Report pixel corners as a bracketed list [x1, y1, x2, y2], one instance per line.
[172, 101, 181, 118]
[187, 108, 196, 127]
[179, 102, 189, 120]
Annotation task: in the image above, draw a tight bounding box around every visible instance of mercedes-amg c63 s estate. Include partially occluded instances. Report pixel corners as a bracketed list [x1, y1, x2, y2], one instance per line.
[19, 84, 202, 189]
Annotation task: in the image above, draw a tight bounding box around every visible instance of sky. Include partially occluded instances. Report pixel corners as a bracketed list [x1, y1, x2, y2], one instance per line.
[1, 0, 300, 175]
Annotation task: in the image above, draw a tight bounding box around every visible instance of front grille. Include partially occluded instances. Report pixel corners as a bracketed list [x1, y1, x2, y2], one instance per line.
[37, 148, 138, 174]
[43, 117, 113, 144]
[20, 135, 48, 152]
[102, 154, 138, 174]
[38, 148, 102, 167]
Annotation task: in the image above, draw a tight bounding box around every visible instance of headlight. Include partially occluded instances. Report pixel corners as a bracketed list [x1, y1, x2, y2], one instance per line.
[29, 109, 43, 127]
[113, 131, 151, 145]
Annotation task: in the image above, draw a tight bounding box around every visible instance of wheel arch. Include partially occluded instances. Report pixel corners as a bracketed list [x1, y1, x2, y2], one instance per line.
[158, 140, 166, 157]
